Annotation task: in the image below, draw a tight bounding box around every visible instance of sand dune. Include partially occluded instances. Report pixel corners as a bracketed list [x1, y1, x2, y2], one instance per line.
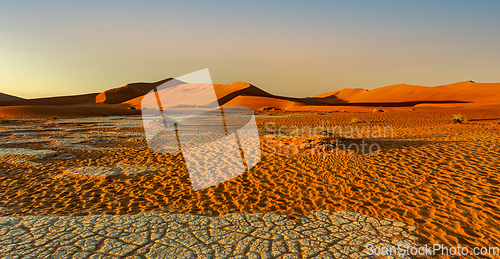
[126, 79, 500, 111]
[125, 81, 348, 110]
[317, 81, 500, 104]
[126, 81, 294, 109]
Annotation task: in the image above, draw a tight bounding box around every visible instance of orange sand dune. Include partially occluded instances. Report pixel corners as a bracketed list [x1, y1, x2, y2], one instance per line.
[2, 80, 500, 118]
[124, 81, 276, 108]
[124, 79, 499, 111]
[318, 81, 500, 104]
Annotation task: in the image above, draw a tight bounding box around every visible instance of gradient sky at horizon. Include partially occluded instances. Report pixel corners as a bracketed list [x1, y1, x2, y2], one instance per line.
[1, 0, 500, 98]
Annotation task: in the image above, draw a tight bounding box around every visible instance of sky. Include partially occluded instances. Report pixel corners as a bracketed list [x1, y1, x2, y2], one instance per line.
[1, 0, 500, 98]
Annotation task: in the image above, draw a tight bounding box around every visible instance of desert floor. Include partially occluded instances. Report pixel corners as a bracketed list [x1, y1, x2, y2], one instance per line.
[0, 104, 499, 257]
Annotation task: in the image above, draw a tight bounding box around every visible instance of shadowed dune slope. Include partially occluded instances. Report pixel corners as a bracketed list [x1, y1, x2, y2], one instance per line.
[223, 96, 296, 110]
[316, 88, 367, 100]
[214, 82, 276, 104]
[0, 93, 98, 107]
[0, 93, 25, 103]
[96, 78, 173, 104]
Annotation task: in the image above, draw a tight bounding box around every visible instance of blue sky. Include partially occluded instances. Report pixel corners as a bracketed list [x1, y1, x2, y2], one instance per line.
[1, 0, 499, 98]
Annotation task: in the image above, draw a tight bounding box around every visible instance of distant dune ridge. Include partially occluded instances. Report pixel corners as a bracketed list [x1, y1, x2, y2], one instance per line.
[0, 93, 99, 107]
[318, 80, 500, 104]
[125, 79, 500, 109]
[1, 79, 499, 118]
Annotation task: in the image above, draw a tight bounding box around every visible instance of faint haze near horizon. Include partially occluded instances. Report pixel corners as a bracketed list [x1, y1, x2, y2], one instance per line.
[1, 0, 500, 99]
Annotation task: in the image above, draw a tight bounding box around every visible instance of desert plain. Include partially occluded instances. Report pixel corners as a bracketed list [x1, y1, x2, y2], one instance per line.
[0, 80, 499, 258]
